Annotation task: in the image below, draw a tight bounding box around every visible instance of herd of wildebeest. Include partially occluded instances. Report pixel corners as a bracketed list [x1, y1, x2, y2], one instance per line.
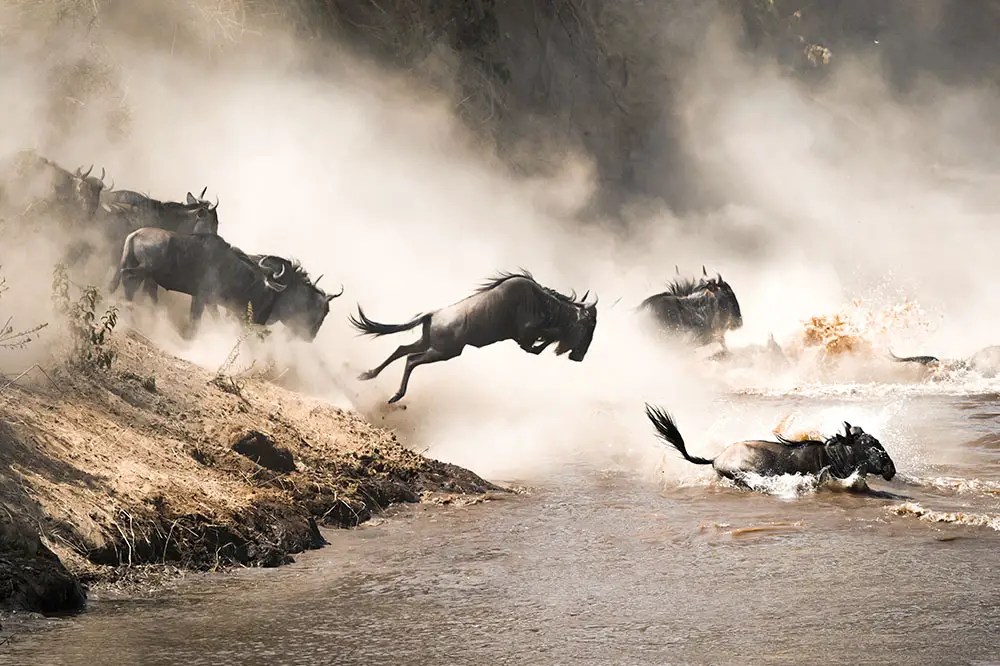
[11, 148, 1000, 489]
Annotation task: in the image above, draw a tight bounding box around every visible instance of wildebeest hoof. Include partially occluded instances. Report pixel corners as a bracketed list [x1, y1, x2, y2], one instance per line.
[387, 393, 403, 404]
[358, 370, 375, 381]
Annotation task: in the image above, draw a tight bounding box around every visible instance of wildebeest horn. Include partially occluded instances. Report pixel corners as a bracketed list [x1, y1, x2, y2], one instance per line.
[212, 195, 219, 209]
[675, 265, 680, 275]
[274, 264, 285, 279]
[77, 164, 93, 179]
[264, 278, 287, 292]
[99, 167, 105, 182]
[107, 176, 115, 191]
[315, 274, 323, 285]
[702, 265, 707, 276]
[580, 290, 590, 303]
[199, 186, 208, 199]
[326, 284, 345, 300]
[717, 272, 722, 282]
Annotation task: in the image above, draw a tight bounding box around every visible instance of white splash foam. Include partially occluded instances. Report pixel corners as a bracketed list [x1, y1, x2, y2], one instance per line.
[887, 502, 1000, 532]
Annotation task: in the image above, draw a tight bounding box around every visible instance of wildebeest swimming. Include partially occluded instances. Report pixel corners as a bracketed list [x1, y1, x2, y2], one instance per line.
[890, 346, 1000, 378]
[644, 404, 896, 485]
[351, 270, 598, 404]
[0, 150, 109, 222]
[638, 266, 743, 350]
[109, 227, 340, 340]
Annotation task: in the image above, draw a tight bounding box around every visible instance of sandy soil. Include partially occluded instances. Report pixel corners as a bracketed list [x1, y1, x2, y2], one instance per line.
[0, 329, 502, 613]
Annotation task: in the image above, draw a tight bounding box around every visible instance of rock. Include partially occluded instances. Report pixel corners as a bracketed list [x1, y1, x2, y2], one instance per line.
[231, 431, 296, 474]
[0, 512, 85, 613]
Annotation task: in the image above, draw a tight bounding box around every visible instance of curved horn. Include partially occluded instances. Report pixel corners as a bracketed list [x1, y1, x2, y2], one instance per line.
[82, 164, 93, 179]
[199, 186, 208, 199]
[264, 277, 287, 292]
[99, 167, 105, 182]
[702, 265, 707, 276]
[107, 176, 115, 191]
[273, 263, 285, 280]
[716, 272, 722, 282]
[580, 290, 590, 304]
[212, 194, 219, 209]
[327, 284, 345, 300]
[315, 274, 323, 286]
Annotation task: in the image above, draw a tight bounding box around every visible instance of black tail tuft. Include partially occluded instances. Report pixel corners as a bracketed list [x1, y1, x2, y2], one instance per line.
[348, 305, 425, 337]
[644, 403, 714, 466]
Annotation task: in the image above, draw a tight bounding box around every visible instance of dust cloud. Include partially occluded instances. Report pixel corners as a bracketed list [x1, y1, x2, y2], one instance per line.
[2, 4, 999, 484]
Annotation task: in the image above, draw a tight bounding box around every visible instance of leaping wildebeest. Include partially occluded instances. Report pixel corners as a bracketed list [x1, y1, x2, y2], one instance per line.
[350, 270, 598, 404]
[108, 227, 341, 340]
[0, 150, 109, 222]
[645, 404, 896, 485]
[638, 266, 742, 350]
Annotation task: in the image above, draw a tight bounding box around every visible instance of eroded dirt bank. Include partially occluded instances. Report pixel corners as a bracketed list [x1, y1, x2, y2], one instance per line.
[0, 330, 502, 615]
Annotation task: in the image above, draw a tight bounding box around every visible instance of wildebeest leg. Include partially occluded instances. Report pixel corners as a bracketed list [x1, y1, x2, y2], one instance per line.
[121, 272, 143, 302]
[387, 347, 456, 404]
[359, 318, 432, 381]
[359, 339, 429, 381]
[186, 294, 206, 339]
[143, 279, 158, 304]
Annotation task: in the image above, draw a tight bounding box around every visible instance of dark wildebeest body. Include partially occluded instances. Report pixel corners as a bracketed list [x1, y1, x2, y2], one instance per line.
[108, 228, 340, 340]
[351, 270, 598, 404]
[638, 268, 743, 350]
[101, 186, 219, 235]
[0, 150, 108, 223]
[645, 404, 896, 485]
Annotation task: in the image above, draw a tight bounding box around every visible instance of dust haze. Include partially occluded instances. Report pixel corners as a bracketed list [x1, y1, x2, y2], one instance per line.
[2, 4, 998, 485]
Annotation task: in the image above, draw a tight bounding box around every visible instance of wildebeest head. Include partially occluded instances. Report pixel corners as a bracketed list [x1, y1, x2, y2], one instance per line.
[556, 292, 598, 362]
[836, 422, 896, 481]
[184, 186, 220, 234]
[72, 164, 109, 218]
[701, 271, 743, 331]
[257, 256, 343, 341]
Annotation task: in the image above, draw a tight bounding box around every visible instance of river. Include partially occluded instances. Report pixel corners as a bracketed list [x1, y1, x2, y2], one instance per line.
[3, 388, 1000, 666]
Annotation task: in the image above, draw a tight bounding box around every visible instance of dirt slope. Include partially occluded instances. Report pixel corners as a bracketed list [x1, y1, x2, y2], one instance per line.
[0, 329, 502, 613]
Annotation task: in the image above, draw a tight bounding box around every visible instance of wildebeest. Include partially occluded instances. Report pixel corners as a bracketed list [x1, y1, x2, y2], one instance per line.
[350, 270, 598, 404]
[889, 345, 1000, 378]
[638, 266, 743, 350]
[100, 185, 220, 236]
[108, 228, 340, 340]
[645, 404, 896, 484]
[0, 150, 109, 222]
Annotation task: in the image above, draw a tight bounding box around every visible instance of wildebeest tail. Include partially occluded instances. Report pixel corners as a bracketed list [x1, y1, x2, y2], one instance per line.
[887, 349, 939, 366]
[349, 305, 428, 337]
[644, 403, 714, 465]
[107, 229, 138, 294]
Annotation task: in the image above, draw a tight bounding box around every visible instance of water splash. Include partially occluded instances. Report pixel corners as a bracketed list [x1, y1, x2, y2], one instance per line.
[887, 502, 1000, 532]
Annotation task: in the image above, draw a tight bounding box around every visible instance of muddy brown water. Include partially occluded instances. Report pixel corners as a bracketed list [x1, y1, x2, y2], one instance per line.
[3, 390, 1000, 666]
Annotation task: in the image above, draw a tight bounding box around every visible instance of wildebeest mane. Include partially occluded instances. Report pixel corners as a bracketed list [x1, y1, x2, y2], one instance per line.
[773, 433, 825, 448]
[661, 277, 707, 298]
[477, 269, 583, 305]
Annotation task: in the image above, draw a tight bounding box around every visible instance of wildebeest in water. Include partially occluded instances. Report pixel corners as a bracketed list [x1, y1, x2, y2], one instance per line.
[350, 270, 599, 404]
[645, 404, 896, 485]
[638, 266, 742, 350]
[889, 346, 1000, 378]
[108, 227, 341, 340]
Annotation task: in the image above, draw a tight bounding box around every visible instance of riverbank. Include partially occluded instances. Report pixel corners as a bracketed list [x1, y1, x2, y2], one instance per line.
[0, 330, 502, 614]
